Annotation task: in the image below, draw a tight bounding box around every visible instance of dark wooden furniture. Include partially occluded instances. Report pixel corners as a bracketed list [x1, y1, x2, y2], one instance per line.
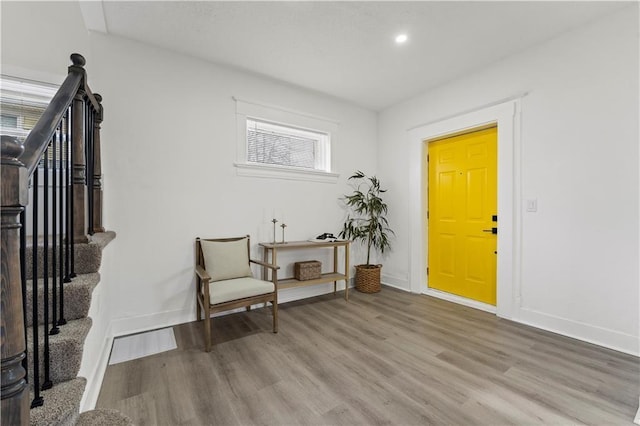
[195, 236, 279, 352]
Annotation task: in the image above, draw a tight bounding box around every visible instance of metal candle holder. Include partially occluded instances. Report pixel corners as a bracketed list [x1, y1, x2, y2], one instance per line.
[271, 218, 278, 244]
[280, 223, 287, 243]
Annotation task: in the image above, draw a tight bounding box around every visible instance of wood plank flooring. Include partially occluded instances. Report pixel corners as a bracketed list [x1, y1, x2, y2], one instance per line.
[96, 287, 639, 425]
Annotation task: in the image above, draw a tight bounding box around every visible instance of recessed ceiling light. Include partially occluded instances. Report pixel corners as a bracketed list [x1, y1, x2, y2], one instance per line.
[395, 34, 408, 44]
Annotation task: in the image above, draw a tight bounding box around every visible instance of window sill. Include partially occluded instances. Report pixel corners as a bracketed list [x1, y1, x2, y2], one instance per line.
[234, 162, 339, 184]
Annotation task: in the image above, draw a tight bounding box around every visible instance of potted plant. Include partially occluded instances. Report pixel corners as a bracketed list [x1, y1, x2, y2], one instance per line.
[339, 171, 394, 293]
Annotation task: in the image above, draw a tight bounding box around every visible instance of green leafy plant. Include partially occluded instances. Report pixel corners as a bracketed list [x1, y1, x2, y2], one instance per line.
[339, 171, 394, 266]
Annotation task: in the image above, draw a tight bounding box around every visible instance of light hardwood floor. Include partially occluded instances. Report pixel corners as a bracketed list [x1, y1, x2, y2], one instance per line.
[97, 287, 639, 425]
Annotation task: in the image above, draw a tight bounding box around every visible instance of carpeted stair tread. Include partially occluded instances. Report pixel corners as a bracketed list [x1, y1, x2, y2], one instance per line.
[26, 317, 92, 385]
[26, 231, 116, 278]
[76, 408, 135, 426]
[23, 230, 121, 425]
[89, 230, 116, 249]
[26, 273, 100, 327]
[29, 377, 86, 426]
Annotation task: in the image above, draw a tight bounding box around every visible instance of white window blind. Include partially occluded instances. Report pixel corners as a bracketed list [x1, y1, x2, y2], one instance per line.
[1, 75, 61, 168]
[0, 75, 58, 141]
[247, 119, 330, 171]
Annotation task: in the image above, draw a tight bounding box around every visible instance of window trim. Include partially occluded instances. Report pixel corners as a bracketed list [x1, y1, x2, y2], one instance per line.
[234, 97, 340, 183]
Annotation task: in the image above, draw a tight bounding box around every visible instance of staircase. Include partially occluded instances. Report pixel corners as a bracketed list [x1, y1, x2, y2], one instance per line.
[25, 232, 133, 425]
[1, 54, 131, 425]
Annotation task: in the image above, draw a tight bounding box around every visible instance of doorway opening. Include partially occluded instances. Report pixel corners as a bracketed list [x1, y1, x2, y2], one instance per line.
[407, 98, 522, 319]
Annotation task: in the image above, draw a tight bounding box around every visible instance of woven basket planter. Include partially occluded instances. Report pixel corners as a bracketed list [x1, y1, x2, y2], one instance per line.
[354, 264, 382, 293]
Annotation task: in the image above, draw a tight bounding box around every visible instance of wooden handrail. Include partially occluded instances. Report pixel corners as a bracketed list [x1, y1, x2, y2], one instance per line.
[84, 82, 101, 113]
[20, 54, 87, 176]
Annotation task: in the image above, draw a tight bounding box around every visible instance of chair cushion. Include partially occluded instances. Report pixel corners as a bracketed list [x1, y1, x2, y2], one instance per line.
[208, 277, 274, 305]
[200, 238, 253, 282]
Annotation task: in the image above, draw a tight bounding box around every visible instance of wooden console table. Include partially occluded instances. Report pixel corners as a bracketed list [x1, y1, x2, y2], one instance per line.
[259, 240, 350, 301]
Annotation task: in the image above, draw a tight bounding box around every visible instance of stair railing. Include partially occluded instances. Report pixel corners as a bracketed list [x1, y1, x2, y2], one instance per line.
[1, 53, 104, 425]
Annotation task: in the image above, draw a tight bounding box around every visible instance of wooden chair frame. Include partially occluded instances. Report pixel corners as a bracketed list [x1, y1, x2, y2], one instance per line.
[195, 235, 279, 351]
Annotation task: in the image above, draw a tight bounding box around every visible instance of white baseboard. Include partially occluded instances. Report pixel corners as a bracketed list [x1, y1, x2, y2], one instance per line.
[516, 307, 639, 357]
[111, 282, 354, 338]
[79, 323, 114, 412]
[381, 273, 410, 292]
[418, 288, 638, 357]
[109, 307, 194, 338]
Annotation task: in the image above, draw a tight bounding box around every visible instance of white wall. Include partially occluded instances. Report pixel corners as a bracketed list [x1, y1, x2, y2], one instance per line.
[378, 6, 639, 355]
[0, 1, 92, 84]
[89, 33, 377, 334]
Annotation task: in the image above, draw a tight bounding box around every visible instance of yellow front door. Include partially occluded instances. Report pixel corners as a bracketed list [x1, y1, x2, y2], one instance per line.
[427, 126, 497, 305]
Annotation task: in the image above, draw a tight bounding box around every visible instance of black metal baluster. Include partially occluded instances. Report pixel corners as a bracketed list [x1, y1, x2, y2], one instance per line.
[60, 111, 70, 326]
[58, 118, 65, 327]
[69, 104, 76, 279]
[64, 127, 71, 284]
[31, 167, 43, 408]
[42, 140, 52, 391]
[19, 210, 29, 387]
[51, 126, 59, 336]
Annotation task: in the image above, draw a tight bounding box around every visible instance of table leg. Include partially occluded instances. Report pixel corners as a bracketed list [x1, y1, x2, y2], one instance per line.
[345, 243, 350, 301]
[333, 246, 338, 295]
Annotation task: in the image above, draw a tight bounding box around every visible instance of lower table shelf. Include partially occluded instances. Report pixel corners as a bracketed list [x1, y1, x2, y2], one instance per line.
[278, 272, 347, 290]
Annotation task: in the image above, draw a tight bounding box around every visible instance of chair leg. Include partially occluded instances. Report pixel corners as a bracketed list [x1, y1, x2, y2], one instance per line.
[246, 306, 251, 312]
[196, 294, 202, 321]
[204, 306, 212, 352]
[272, 301, 278, 333]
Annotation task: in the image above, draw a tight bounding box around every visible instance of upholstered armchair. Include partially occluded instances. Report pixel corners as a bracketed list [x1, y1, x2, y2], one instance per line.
[195, 235, 279, 351]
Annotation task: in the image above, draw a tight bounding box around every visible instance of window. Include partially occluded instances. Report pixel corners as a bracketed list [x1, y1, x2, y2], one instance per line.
[0, 75, 57, 140]
[234, 98, 339, 183]
[1, 75, 60, 168]
[247, 119, 330, 172]
[1, 114, 18, 128]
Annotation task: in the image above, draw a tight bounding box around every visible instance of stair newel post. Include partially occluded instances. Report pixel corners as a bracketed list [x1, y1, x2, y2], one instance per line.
[91, 93, 104, 234]
[69, 53, 88, 249]
[1, 136, 30, 425]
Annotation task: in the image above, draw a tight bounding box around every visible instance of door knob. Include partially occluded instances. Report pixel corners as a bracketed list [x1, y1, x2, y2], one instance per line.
[483, 227, 498, 234]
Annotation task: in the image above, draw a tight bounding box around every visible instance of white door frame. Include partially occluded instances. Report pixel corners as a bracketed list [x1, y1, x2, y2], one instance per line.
[407, 98, 522, 320]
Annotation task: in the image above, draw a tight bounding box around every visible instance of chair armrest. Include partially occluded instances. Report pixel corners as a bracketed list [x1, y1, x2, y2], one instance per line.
[250, 259, 280, 271]
[195, 265, 211, 281]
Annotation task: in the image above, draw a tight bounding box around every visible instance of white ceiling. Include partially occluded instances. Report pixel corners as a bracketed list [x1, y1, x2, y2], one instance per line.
[83, 1, 626, 111]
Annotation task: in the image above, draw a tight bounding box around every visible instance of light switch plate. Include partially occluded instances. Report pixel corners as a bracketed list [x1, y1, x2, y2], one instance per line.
[526, 199, 538, 212]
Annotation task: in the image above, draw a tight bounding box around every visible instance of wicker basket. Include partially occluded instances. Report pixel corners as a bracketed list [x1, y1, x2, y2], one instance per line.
[355, 264, 382, 293]
[294, 260, 321, 281]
